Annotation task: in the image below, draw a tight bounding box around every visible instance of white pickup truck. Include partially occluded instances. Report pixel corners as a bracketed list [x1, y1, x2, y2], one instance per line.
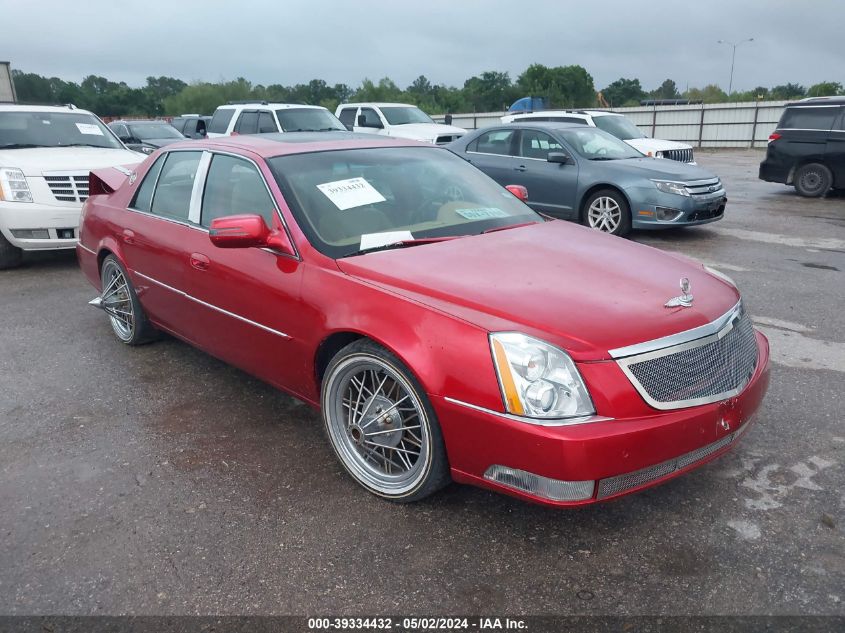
[335, 102, 466, 145]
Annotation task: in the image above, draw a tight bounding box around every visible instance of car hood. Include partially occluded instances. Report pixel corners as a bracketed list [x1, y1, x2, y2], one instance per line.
[625, 137, 692, 154]
[600, 156, 715, 181]
[336, 221, 739, 361]
[1, 147, 144, 176]
[386, 123, 466, 141]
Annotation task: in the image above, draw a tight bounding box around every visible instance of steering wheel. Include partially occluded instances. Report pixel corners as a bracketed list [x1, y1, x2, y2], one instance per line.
[412, 179, 466, 223]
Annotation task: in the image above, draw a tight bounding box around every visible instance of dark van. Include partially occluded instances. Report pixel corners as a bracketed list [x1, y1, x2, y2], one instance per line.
[759, 96, 845, 197]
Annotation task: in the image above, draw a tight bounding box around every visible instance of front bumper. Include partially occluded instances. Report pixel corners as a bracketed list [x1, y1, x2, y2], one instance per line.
[435, 331, 770, 507]
[629, 187, 727, 229]
[0, 200, 81, 250]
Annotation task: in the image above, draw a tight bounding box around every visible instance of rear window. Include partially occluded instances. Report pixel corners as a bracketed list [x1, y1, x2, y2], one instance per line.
[208, 108, 235, 134]
[779, 107, 838, 131]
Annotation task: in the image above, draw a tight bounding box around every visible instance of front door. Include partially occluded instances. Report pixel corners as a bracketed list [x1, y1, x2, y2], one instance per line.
[512, 128, 579, 219]
[464, 128, 521, 187]
[827, 107, 845, 187]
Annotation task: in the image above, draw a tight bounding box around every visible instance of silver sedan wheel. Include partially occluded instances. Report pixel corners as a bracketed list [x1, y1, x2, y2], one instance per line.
[100, 259, 135, 342]
[587, 196, 622, 233]
[324, 354, 431, 496]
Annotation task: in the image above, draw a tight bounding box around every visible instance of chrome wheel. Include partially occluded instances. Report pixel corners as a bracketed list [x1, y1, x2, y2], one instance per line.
[324, 354, 431, 496]
[100, 259, 135, 342]
[587, 196, 622, 233]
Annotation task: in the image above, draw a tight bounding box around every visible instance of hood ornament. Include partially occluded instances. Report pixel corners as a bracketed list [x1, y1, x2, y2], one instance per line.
[665, 277, 694, 308]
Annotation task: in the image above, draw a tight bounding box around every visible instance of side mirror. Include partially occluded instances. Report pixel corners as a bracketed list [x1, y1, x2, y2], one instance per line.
[209, 214, 296, 256]
[505, 184, 529, 202]
[118, 134, 131, 143]
[444, 114, 453, 125]
[548, 151, 572, 165]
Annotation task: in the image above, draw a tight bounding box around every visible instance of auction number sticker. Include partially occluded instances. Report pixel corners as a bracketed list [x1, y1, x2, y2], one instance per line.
[317, 177, 386, 211]
[455, 207, 509, 220]
[75, 123, 104, 136]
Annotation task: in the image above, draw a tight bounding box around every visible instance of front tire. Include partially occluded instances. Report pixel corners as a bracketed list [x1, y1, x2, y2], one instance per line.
[793, 163, 832, 198]
[99, 255, 157, 345]
[0, 232, 23, 270]
[582, 189, 631, 236]
[321, 339, 450, 502]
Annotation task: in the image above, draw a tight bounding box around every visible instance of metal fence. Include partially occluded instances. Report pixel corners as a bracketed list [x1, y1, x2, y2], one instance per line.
[432, 100, 788, 148]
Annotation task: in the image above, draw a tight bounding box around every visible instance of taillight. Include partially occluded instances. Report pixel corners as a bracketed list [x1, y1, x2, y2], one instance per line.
[768, 132, 781, 143]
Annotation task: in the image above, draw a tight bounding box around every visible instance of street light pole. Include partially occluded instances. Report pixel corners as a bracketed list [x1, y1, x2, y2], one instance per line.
[718, 38, 754, 96]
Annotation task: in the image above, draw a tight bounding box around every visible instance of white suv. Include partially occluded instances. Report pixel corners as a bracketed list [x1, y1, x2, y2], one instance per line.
[501, 110, 695, 164]
[0, 104, 142, 269]
[335, 102, 466, 144]
[207, 102, 346, 137]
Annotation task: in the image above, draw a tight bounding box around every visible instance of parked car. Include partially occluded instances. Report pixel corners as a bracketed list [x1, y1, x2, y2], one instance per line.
[501, 110, 696, 164]
[170, 114, 211, 139]
[448, 123, 726, 236]
[108, 120, 186, 154]
[759, 96, 845, 197]
[207, 102, 346, 137]
[78, 133, 769, 506]
[335, 102, 466, 144]
[0, 104, 142, 269]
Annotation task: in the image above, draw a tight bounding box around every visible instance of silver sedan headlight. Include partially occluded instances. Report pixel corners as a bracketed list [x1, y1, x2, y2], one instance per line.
[490, 332, 595, 420]
[140, 146, 155, 154]
[653, 180, 690, 197]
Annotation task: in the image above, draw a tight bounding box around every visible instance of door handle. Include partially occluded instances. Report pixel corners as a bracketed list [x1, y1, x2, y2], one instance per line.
[514, 165, 527, 172]
[122, 229, 135, 245]
[190, 253, 210, 271]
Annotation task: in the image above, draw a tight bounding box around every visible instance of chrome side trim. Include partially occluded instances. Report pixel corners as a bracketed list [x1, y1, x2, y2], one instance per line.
[133, 270, 291, 339]
[188, 151, 213, 224]
[77, 242, 96, 256]
[608, 300, 743, 359]
[444, 396, 613, 427]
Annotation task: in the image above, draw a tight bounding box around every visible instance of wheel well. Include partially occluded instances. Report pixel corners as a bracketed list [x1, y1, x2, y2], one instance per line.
[787, 160, 832, 185]
[578, 184, 632, 220]
[315, 332, 366, 384]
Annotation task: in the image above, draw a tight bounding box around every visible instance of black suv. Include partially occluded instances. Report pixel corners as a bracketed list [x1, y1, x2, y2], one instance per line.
[171, 114, 211, 139]
[759, 96, 845, 197]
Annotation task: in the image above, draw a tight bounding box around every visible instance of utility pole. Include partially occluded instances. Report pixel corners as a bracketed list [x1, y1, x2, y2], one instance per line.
[718, 38, 754, 96]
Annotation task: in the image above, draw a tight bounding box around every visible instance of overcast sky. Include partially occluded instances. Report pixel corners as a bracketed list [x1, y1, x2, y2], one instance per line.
[2, 0, 843, 93]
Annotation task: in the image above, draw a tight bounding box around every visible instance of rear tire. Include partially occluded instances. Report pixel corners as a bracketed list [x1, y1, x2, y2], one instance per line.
[99, 255, 157, 345]
[0, 232, 23, 270]
[793, 163, 832, 198]
[582, 189, 631, 237]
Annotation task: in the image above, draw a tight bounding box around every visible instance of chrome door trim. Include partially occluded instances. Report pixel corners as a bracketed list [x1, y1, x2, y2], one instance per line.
[188, 151, 213, 224]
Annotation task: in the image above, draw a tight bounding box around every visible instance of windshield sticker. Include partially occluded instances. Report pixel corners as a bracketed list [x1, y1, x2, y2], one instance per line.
[75, 123, 104, 136]
[360, 230, 413, 251]
[316, 177, 386, 211]
[455, 207, 510, 220]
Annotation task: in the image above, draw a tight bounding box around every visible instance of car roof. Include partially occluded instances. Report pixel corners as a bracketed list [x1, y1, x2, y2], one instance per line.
[110, 119, 170, 124]
[338, 102, 416, 108]
[499, 121, 589, 130]
[216, 103, 326, 110]
[789, 96, 845, 106]
[162, 131, 429, 158]
[0, 104, 95, 115]
[509, 109, 619, 118]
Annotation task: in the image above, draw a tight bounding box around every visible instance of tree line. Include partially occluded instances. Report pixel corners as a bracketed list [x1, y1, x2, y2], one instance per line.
[10, 65, 844, 118]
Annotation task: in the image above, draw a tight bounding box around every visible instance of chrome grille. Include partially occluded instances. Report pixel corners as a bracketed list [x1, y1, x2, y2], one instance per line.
[618, 309, 758, 410]
[44, 174, 89, 203]
[662, 148, 694, 163]
[436, 134, 460, 144]
[685, 177, 723, 196]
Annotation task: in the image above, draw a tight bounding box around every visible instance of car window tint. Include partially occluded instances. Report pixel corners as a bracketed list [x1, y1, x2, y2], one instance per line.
[360, 108, 381, 127]
[779, 107, 838, 131]
[235, 112, 259, 134]
[201, 154, 276, 228]
[518, 130, 563, 160]
[130, 155, 166, 212]
[257, 111, 278, 133]
[474, 129, 515, 155]
[208, 108, 235, 134]
[150, 151, 202, 221]
[170, 118, 185, 133]
[835, 108, 845, 131]
[338, 107, 356, 128]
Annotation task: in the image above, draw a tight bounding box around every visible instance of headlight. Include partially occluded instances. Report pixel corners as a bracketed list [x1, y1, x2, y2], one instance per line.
[490, 333, 594, 420]
[0, 167, 33, 203]
[653, 180, 690, 197]
[704, 265, 737, 288]
[654, 151, 665, 158]
[140, 146, 155, 154]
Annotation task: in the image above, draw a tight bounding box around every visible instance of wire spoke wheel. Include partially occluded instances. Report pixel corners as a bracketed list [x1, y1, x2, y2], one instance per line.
[324, 354, 431, 496]
[100, 259, 135, 342]
[587, 196, 621, 233]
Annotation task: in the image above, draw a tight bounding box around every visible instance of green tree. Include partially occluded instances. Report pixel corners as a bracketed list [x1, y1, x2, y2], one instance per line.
[651, 79, 680, 100]
[807, 81, 843, 97]
[770, 83, 805, 100]
[601, 77, 646, 107]
[462, 71, 516, 111]
[684, 84, 729, 103]
[517, 64, 594, 108]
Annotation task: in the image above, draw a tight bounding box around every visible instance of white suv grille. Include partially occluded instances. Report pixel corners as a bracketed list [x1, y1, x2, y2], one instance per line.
[44, 173, 89, 203]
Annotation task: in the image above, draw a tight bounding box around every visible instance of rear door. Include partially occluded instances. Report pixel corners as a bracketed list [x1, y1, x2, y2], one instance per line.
[513, 128, 579, 218]
[463, 128, 520, 186]
[777, 105, 839, 172]
[827, 107, 845, 187]
[233, 110, 259, 135]
[337, 106, 357, 131]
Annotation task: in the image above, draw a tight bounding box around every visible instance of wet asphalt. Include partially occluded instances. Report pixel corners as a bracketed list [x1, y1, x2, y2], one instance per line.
[0, 150, 843, 617]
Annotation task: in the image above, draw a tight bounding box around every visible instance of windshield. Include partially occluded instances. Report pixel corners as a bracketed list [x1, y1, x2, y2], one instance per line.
[268, 146, 540, 258]
[276, 108, 346, 132]
[0, 111, 122, 149]
[592, 115, 646, 140]
[380, 106, 435, 126]
[129, 123, 184, 140]
[559, 127, 644, 160]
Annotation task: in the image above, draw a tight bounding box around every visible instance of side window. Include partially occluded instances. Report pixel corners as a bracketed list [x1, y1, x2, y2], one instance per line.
[150, 151, 202, 222]
[359, 107, 382, 127]
[518, 130, 563, 160]
[235, 111, 259, 134]
[474, 129, 516, 155]
[257, 111, 278, 133]
[338, 107, 356, 128]
[779, 107, 838, 131]
[170, 119, 185, 134]
[466, 138, 479, 152]
[549, 116, 588, 125]
[201, 154, 276, 228]
[208, 108, 235, 134]
[130, 155, 166, 212]
[835, 108, 845, 131]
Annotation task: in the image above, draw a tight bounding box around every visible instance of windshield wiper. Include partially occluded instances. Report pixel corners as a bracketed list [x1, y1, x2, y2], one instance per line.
[0, 143, 43, 149]
[61, 143, 108, 148]
[589, 157, 616, 161]
[343, 236, 458, 257]
[482, 221, 541, 234]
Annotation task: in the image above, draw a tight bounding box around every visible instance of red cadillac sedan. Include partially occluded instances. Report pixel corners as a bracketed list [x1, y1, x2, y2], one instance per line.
[77, 133, 770, 507]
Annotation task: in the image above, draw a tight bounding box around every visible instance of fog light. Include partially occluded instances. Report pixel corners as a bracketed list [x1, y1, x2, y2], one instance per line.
[484, 465, 594, 501]
[11, 229, 50, 239]
[655, 206, 683, 221]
